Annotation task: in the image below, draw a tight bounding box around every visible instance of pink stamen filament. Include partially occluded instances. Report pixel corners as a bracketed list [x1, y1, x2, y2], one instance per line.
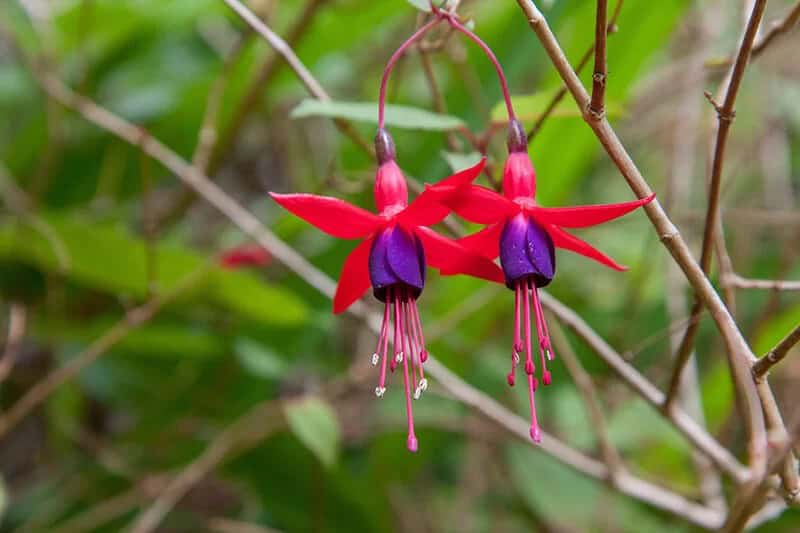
[402, 294, 419, 391]
[438, 11, 517, 122]
[508, 282, 523, 386]
[377, 291, 392, 396]
[378, 17, 442, 130]
[408, 299, 426, 384]
[521, 279, 541, 442]
[530, 285, 552, 386]
[534, 292, 555, 362]
[411, 300, 428, 363]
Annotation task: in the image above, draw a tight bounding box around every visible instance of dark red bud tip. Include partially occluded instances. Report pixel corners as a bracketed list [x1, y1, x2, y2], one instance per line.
[507, 373, 516, 387]
[375, 128, 396, 165]
[419, 350, 428, 363]
[525, 360, 534, 375]
[542, 371, 552, 386]
[507, 118, 527, 153]
[530, 426, 542, 443]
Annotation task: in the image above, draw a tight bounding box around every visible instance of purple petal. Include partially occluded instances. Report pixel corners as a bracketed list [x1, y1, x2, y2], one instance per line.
[369, 226, 426, 301]
[387, 226, 424, 290]
[500, 213, 555, 288]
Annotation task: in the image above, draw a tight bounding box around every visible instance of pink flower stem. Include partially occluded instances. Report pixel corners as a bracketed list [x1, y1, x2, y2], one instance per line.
[439, 12, 517, 122]
[378, 17, 442, 130]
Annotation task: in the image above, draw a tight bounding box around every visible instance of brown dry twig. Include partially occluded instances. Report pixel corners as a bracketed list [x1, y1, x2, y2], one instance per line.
[512, 0, 766, 482]
[753, 324, 800, 380]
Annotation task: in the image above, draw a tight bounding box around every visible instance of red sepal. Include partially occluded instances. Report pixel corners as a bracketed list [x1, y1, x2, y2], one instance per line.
[270, 193, 383, 239]
[529, 193, 655, 228]
[333, 237, 373, 314]
[415, 227, 504, 284]
[396, 188, 450, 228]
[547, 225, 627, 271]
[437, 185, 517, 225]
[433, 157, 486, 188]
[456, 222, 503, 260]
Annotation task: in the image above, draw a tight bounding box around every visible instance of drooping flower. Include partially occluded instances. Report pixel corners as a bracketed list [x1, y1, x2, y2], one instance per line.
[270, 129, 503, 452]
[432, 120, 655, 442]
[219, 244, 271, 269]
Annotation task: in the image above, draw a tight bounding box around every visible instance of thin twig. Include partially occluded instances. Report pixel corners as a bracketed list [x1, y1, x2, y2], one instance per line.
[722, 419, 800, 531]
[220, 0, 372, 156]
[549, 319, 623, 478]
[0, 266, 211, 439]
[708, 1, 800, 68]
[753, 324, 800, 379]
[728, 275, 800, 291]
[665, 0, 767, 414]
[127, 400, 285, 533]
[0, 303, 26, 384]
[527, 0, 624, 142]
[513, 0, 765, 481]
[539, 291, 748, 483]
[588, 0, 608, 118]
[210, 0, 330, 170]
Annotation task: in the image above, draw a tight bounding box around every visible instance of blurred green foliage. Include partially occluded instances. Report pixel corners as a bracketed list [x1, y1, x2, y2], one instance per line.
[1, 0, 799, 531]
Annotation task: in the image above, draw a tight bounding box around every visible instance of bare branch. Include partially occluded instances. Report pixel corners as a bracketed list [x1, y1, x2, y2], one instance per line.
[729, 275, 800, 291]
[539, 291, 748, 483]
[128, 400, 285, 533]
[753, 324, 800, 379]
[220, 0, 372, 156]
[588, 0, 608, 118]
[0, 266, 211, 439]
[528, 0, 624, 142]
[513, 0, 765, 479]
[549, 319, 622, 478]
[666, 5, 768, 462]
[0, 303, 26, 384]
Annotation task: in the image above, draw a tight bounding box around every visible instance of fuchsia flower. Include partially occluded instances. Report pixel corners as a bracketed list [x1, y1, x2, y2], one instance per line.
[433, 119, 654, 442]
[219, 244, 271, 269]
[270, 130, 502, 452]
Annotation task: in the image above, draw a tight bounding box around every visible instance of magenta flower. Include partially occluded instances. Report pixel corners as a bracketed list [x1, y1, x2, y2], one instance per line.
[433, 120, 655, 442]
[270, 130, 502, 452]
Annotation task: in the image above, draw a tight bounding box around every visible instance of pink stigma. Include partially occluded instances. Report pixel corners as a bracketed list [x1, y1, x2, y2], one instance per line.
[371, 285, 427, 452]
[510, 278, 555, 443]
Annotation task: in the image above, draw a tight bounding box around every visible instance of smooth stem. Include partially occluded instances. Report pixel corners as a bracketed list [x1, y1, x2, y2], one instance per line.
[442, 14, 517, 122]
[378, 18, 441, 130]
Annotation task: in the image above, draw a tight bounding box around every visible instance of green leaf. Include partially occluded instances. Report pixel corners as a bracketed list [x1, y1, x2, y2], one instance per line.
[235, 337, 288, 379]
[441, 151, 483, 173]
[405, 0, 432, 12]
[0, 213, 307, 326]
[291, 99, 465, 131]
[753, 304, 800, 356]
[284, 396, 341, 469]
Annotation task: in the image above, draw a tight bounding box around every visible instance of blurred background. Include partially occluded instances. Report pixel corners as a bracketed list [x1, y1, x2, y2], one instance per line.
[1, 0, 799, 531]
